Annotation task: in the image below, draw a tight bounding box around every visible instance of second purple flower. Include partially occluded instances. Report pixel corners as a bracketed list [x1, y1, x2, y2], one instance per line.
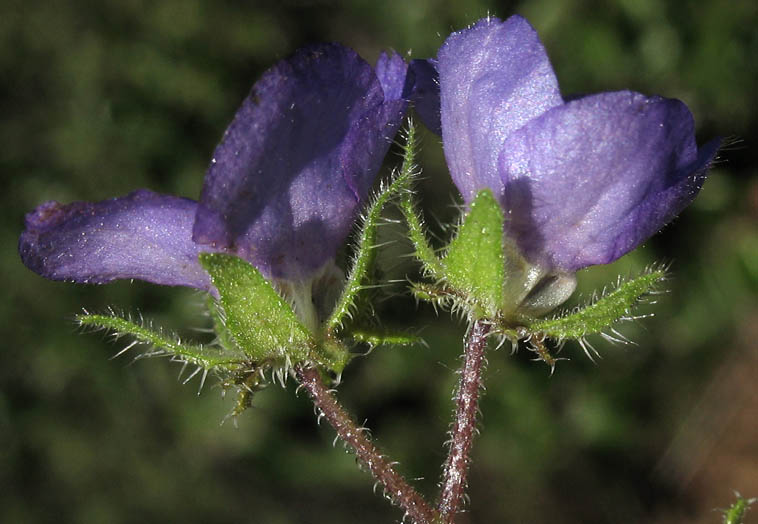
[413, 15, 719, 276]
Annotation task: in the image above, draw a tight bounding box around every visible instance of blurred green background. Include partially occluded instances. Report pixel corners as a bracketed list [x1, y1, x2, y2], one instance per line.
[3, 0, 757, 522]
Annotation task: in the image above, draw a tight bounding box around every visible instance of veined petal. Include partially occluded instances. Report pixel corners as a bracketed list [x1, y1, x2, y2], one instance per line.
[498, 91, 720, 271]
[19, 189, 214, 290]
[438, 15, 562, 202]
[193, 43, 406, 280]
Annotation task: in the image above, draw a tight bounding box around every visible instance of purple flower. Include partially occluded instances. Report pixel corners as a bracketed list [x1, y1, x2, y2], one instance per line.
[20, 44, 410, 291]
[413, 16, 720, 273]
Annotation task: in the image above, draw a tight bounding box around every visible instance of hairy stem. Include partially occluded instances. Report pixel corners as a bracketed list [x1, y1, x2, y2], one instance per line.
[438, 319, 491, 522]
[294, 364, 439, 524]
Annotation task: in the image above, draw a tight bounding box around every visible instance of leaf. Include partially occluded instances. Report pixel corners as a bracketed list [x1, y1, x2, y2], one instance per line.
[199, 253, 314, 364]
[526, 267, 667, 341]
[76, 312, 243, 370]
[442, 189, 505, 318]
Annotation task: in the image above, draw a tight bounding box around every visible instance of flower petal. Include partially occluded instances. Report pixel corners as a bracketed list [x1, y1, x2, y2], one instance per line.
[193, 43, 406, 280]
[408, 58, 441, 135]
[375, 50, 412, 101]
[19, 189, 214, 290]
[498, 91, 720, 271]
[438, 15, 562, 202]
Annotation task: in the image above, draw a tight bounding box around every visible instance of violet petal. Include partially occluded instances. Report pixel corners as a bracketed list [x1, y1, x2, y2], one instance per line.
[19, 189, 214, 290]
[408, 58, 441, 135]
[438, 15, 562, 202]
[498, 91, 720, 271]
[376, 50, 413, 101]
[193, 43, 406, 280]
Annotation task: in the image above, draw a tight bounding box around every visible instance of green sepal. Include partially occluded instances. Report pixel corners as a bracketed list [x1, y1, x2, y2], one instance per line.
[200, 253, 349, 372]
[525, 267, 667, 341]
[395, 123, 445, 278]
[442, 189, 505, 318]
[326, 122, 443, 338]
[350, 328, 423, 348]
[76, 312, 244, 370]
[723, 494, 756, 524]
[199, 253, 314, 363]
[410, 281, 455, 305]
[325, 155, 410, 334]
[223, 364, 269, 418]
[206, 296, 241, 353]
[318, 337, 352, 374]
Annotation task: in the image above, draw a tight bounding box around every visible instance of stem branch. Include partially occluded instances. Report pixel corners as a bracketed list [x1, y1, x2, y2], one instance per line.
[438, 319, 491, 522]
[294, 364, 439, 524]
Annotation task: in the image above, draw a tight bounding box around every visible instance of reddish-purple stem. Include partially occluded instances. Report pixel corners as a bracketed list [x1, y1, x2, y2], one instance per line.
[294, 364, 439, 524]
[438, 319, 491, 522]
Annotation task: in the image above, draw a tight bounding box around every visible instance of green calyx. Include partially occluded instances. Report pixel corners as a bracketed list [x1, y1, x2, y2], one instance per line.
[195, 152, 430, 377]
[396, 125, 670, 366]
[442, 189, 506, 318]
[524, 267, 667, 342]
[723, 493, 756, 524]
[503, 267, 669, 367]
[76, 311, 245, 370]
[396, 125, 536, 321]
[403, 185, 535, 321]
[325, 129, 419, 335]
[199, 252, 349, 373]
[75, 310, 256, 413]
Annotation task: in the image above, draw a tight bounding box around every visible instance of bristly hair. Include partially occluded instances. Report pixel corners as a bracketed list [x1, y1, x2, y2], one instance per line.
[519, 263, 670, 363]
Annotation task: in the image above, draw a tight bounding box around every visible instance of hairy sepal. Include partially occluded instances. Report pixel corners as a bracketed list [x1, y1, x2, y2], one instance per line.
[525, 267, 668, 342]
[325, 134, 416, 334]
[395, 123, 445, 277]
[199, 253, 346, 372]
[441, 189, 506, 319]
[206, 296, 241, 353]
[723, 493, 756, 524]
[76, 312, 245, 370]
[350, 328, 423, 348]
[325, 123, 437, 362]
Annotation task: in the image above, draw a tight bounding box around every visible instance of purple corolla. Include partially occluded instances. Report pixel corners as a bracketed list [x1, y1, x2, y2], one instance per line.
[19, 44, 410, 293]
[414, 15, 719, 274]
